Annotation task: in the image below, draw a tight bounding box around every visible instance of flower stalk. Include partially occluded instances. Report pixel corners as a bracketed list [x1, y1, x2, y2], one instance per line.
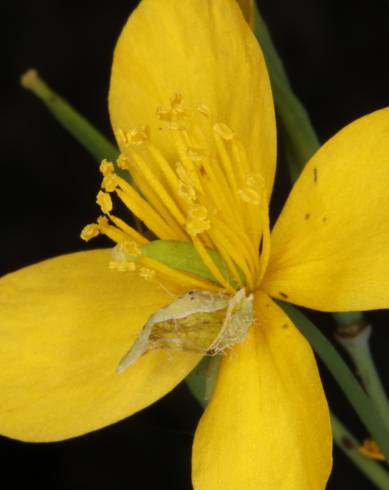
[335, 323, 389, 430]
[331, 414, 389, 489]
[21, 69, 119, 164]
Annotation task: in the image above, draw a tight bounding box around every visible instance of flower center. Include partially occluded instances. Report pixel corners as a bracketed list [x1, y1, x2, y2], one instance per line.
[81, 94, 270, 294]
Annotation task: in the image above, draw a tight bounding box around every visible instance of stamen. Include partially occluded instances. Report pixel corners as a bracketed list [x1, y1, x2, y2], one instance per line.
[109, 260, 137, 272]
[140, 256, 221, 292]
[126, 125, 150, 145]
[96, 191, 113, 214]
[127, 146, 187, 226]
[102, 173, 119, 193]
[173, 131, 203, 191]
[117, 154, 130, 170]
[100, 159, 114, 176]
[186, 205, 211, 237]
[108, 214, 149, 245]
[139, 266, 156, 281]
[239, 187, 261, 205]
[196, 103, 212, 119]
[80, 223, 100, 242]
[115, 128, 128, 146]
[126, 161, 187, 239]
[156, 93, 191, 129]
[85, 95, 268, 297]
[193, 237, 234, 292]
[213, 122, 234, 141]
[97, 216, 128, 244]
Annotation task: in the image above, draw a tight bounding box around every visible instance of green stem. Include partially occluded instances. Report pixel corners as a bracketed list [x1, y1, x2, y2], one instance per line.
[332, 413, 389, 489]
[279, 302, 389, 462]
[336, 324, 389, 430]
[21, 69, 119, 163]
[186, 356, 221, 408]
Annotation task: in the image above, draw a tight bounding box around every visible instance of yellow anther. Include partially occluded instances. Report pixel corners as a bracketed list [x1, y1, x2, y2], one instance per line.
[213, 122, 234, 141]
[126, 126, 150, 145]
[187, 146, 206, 162]
[100, 159, 114, 176]
[170, 93, 183, 108]
[178, 181, 196, 204]
[176, 161, 192, 185]
[97, 215, 109, 227]
[239, 187, 261, 205]
[246, 173, 265, 191]
[121, 240, 141, 257]
[157, 93, 191, 129]
[96, 191, 113, 214]
[117, 154, 130, 170]
[111, 241, 140, 270]
[109, 261, 137, 272]
[139, 267, 156, 281]
[80, 223, 100, 242]
[115, 128, 128, 146]
[83, 95, 267, 297]
[196, 104, 212, 119]
[102, 173, 118, 193]
[186, 205, 211, 236]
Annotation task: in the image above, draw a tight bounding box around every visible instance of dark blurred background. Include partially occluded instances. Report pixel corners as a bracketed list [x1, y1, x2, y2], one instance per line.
[2, 0, 389, 488]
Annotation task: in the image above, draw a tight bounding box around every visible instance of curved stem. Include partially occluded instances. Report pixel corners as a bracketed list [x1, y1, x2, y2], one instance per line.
[21, 69, 119, 165]
[336, 324, 389, 430]
[332, 414, 389, 489]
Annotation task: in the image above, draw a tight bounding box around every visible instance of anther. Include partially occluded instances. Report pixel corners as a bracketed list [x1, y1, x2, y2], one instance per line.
[213, 122, 234, 141]
[115, 128, 128, 146]
[186, 205, 211, 236]
[117, 154, 130, 170]
[100, 159, 114, 176]
[126, 126, 150, 145]
[80, 223, 100, 242]
[139, 267, 156, 281]
[97, 216, 109, 228]
[96, 191, 113, 214]
[196, 104, 212, 119]
[109, 261, 137, 272]
[239, 187, 261, 205]
[178, 181, 196, 204]
[157, 93, 191, 129]
[101, 173, 119, 193]
[112, 240, 141, 263]
[187, 146, 206, 161]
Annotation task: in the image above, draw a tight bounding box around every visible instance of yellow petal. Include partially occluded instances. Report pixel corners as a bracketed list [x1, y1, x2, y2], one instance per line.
[263, 108, 389, 311]
[0, 250, 199, 441]
[109, 0, 276, 194]
[237, 0, 254, 28]
[192, 291, 332, 490]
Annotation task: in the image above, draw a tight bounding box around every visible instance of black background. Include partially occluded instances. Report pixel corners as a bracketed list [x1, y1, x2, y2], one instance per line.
[2, 1, 389, 488]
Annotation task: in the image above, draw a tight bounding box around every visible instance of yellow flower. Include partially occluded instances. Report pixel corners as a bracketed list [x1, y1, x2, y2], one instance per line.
[1, 0, 389, 488]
